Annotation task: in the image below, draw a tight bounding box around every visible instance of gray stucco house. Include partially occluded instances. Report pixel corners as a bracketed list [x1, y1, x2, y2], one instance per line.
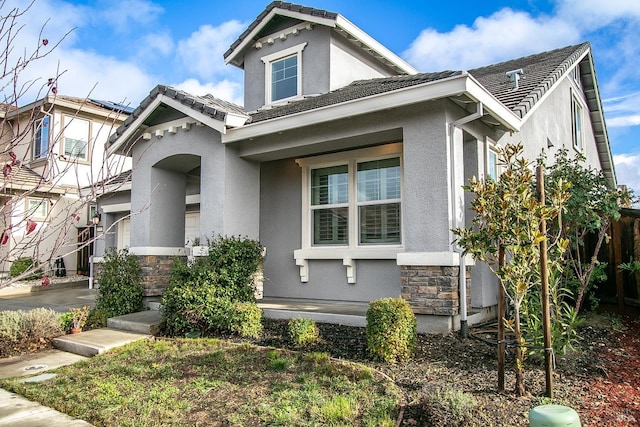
[98, 2, 616, 332]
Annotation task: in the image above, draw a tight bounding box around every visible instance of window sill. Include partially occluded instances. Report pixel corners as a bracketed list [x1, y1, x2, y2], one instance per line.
[293, 246, 404, 284]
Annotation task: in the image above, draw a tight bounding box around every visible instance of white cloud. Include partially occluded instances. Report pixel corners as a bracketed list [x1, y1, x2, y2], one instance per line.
[137, 31, 175, 58]
[97, 0, 164, 33]
[614, 153, 640, 199]
[176, 21, 245, 80]
[403, 8, 578, 71]
[555, 0, 640, 30]
[174, 78, 243, 106]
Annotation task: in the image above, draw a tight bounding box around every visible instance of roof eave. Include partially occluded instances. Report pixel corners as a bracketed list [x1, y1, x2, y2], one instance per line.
[221, 73, 520, 144]
[334, 15, 418, 75]
[225, 8, 337, 67]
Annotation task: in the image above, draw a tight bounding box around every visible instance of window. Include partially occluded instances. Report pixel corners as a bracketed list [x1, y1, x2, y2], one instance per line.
[571, 95, 583, 152]
[27, 198, 48, 220]
[262, 43, 306, 104]
[33, 116, 50, 160]
[487, 148, 499, 181]
[63, 116, 89, 160]
[300, 144, 402, 248]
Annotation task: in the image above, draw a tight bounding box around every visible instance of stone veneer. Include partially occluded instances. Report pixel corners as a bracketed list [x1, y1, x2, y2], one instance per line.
[138, 255, 185, 296]
[400, 265, 470, 316]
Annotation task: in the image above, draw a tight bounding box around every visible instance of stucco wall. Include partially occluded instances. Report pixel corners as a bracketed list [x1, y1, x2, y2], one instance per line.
[243, 25, 331, 111]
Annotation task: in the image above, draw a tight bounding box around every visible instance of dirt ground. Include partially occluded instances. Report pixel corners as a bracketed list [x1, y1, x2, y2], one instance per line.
[2, 311, 638, 426]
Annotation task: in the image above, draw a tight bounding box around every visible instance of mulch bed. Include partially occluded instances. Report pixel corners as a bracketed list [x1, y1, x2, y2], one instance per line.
[2, 312, 638, 425]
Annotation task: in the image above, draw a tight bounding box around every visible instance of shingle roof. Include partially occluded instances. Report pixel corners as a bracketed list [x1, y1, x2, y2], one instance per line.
[1, 164, 50, 191]
[250, 71, 462, 122]
[224, 1, 338, 61]
[109, 85, 248, 145]
[469, 42, 590, 118]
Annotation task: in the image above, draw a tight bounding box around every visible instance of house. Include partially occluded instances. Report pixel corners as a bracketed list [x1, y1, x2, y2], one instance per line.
[100, 2, 616, 332]
[0, 95, 131, 279]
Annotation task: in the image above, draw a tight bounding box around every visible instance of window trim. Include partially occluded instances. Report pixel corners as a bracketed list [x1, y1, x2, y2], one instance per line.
[61, 114, 91, 162]
[297, 143, 403, 254]
[485, 138, 503, 181]
[26, 198, 49, 221]
[261, 42, 307, 105]
[571, 91, 584, 153]
[32, 116, 50, 160]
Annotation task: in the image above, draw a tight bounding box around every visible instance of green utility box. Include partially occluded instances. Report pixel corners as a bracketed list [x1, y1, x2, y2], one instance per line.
[529, 404, 581, 426]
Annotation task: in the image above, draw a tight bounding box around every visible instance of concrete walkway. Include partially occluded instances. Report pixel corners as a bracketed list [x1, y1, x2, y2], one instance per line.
[0, 285, 157, 426]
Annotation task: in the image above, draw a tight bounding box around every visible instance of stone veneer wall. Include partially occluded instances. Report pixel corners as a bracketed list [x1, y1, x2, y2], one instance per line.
[138, 255, 186, 296]
[400, 265, 470, 316]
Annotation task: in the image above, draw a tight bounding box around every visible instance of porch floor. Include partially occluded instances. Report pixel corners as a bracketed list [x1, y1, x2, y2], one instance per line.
[257, 297, 369, 327]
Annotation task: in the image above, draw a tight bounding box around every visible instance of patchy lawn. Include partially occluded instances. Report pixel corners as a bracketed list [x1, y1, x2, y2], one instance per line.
[1, 312, 638, 426]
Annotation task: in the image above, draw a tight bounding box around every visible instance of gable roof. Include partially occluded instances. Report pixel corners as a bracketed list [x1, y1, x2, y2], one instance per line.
[224, 1, 417, 75]
[108, 85, 249, 155]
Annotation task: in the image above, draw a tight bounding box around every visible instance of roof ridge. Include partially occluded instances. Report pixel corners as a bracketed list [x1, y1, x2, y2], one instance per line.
[511, 42, 590, 118]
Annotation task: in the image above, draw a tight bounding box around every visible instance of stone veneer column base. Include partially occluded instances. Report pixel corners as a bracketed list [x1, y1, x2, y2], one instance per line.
[400, 265, 470, 316]
[138, 255, 186, 297]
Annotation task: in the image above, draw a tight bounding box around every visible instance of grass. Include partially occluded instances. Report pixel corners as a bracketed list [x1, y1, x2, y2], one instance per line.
[0, 338, 400, 426]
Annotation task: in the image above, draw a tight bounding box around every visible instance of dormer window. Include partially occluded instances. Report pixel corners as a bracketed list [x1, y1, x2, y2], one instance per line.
[262, 42, 307, 104]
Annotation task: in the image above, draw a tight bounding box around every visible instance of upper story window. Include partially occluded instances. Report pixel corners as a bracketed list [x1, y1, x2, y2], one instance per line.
[262, 42, 307, 105]
[27, 198, 48, 220]
[299, 143, 402, 249]
[571, 93, 583, 152]
[32, 116, 50, 160]
[63, 115, 89, 160]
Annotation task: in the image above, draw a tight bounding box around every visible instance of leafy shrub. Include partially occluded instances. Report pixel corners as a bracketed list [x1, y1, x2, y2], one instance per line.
[0, 308, 64, 356]
[10, 257, 41, 280]
[288, 317, 320, 347]
[366, 298, 416, 363]
[59, 311, 73, 332]
[86, 307, 109, 329]
[228, 302, 263, 338]
[95, 248, 144, 318]
[162, 235, 264, 337]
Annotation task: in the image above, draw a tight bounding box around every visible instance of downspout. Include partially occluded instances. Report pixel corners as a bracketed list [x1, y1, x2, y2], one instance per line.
[449, 102, 483, 338]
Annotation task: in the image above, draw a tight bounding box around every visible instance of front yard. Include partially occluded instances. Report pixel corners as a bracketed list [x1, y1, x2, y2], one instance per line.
[1, 313, 639, 426]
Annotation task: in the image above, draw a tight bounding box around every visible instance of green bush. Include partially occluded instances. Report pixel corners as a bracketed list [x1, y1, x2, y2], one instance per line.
[0, 308, 64, 356]
[288, 317, 320, 347]
[95, 248, 144, 318]
[228, 302, 263, 338]
[162, 235, 264, 337]
[417, 385, 478, 426]
[10, 257, 41, 280]
[366, 298, 416, 363]
[86, 307, 109, 329]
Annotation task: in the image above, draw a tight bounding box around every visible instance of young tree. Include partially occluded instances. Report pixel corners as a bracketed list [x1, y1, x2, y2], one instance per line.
[453, 143, 570, 396]
[0, 1, 132, 288]
[542, 149, 629, 313]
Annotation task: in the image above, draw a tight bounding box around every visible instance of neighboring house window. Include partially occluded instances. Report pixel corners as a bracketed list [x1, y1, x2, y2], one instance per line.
[27, 198, 48, 220]
[33, 116, 50, 160]
[571, 94, 583, 152]
[261, 42, 307, 104]
[299, 143, 402, 248]
[63, 116, 89, 160]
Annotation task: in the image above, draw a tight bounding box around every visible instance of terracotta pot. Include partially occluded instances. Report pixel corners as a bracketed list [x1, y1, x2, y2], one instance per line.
[70, 327, 82, 334]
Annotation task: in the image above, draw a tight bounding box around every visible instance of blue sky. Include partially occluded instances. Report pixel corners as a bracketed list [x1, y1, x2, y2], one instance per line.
[8, 0, 640, 196]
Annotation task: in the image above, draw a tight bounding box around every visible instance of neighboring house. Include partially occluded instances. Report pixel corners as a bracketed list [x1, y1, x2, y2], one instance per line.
[100, 2, 616, 332]
[0, 95, 131, 278]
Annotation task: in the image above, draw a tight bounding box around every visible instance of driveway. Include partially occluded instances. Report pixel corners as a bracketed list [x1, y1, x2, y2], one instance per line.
[0, 286, 96, 313]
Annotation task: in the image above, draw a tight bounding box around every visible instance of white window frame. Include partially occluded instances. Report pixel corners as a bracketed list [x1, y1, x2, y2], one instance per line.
[296, 143, 403, 257]
[32, 116, 50, 160]
[27, 198, 48, 221]
[485, 138, 503, 181]
[571, 91, 584, 153]
[261, 42, 307, 105]
[62, 115, 90, 161]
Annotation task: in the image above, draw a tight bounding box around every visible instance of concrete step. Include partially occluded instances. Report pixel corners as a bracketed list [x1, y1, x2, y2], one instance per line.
[52, 328, 150, 357]
[107, 310, 163, 335]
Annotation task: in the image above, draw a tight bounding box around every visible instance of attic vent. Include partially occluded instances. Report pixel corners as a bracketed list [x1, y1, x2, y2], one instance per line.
[505, 68, 524, 92]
